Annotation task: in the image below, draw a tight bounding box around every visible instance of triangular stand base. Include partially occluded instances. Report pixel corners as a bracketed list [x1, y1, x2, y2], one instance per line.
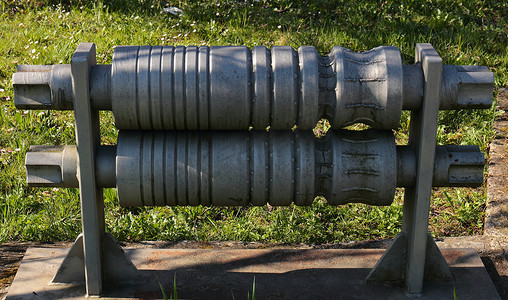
[366, 232, 454, 283]
[52, 233, 140, 283]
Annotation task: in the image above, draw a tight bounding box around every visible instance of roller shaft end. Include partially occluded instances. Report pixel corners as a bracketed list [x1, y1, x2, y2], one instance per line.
[25, 145, 78, 187]
[441, 65, 494, 110]
[433, 145, 485, 187]
[13, 65, 74, 110]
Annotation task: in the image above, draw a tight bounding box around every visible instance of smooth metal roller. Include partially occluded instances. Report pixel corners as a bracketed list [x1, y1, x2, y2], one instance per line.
[25, 130, 485, 207]
[13, 45, 494, 130]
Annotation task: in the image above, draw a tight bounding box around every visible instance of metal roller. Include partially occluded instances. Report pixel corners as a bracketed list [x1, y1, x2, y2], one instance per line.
[115, 130, 317, 206]
[115, 130, 398, 206]
[26, 130, 485, 207]
[14, 43, 492, 295]
[111, 45, 320, 130]
[13, 45, 494, 130]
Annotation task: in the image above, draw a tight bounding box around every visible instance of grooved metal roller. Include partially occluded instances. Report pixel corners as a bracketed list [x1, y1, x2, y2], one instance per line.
[13, 45, 494, 130]
[26, 130, 485, 207]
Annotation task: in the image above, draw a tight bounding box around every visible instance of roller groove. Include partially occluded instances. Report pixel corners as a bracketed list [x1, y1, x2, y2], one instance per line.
[156, 46, 163, 129]
[139, 133, 145, 206]
[208, 133, 213, 205]
[170, 47, 176, 129]
[147, 46, 153, 129]
[268, 48, 274, 128]
[134, 47, 141, 129]
[162, 133, 168, 206]
[149, 131, 155, 205]
[206, 47, 211, 130]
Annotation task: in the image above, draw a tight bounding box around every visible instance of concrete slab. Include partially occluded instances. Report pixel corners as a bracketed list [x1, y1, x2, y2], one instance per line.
[6, 247, 500, 299]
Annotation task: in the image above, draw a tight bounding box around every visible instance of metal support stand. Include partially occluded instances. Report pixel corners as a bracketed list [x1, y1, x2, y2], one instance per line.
[366, 43, 453, 294]
[53, 233, 139, 284]
[51, 43, 138, 296]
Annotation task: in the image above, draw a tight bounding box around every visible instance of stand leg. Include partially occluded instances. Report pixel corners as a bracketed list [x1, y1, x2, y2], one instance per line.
[71, 43, 104, 296]
[404, 43, 443, 295]
[367, 44, 452, 294]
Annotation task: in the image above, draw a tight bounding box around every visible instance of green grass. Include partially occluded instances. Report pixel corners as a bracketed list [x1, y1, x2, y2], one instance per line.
[0, 0, 507, 243]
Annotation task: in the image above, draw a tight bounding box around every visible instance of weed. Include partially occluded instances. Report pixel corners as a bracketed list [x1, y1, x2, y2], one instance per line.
[156, 275, 168, 300]
[231, 276, 256, 300]
[157, 274, 178, 300]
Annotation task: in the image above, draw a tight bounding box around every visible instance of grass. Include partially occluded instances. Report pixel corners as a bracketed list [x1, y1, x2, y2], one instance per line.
[0, 0, 507, 243]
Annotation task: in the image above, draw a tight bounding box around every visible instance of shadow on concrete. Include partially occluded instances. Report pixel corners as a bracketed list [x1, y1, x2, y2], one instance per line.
[482, 256, 508, 300]
[5, 247, 501, 300]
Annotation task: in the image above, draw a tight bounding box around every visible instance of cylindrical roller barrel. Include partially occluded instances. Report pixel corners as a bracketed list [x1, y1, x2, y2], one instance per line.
[330, 46, 403, 130]
[111, 45, 322, 130]
[329, 130, 397, 205]
[115, 130, 398, 207]
[116, 130, 316, 207]
[111, 45, 403, 130]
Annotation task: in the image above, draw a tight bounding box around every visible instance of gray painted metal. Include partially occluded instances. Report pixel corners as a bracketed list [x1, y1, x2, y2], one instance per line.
[403, 43, 443, 295]
[397, 144, 485, 188]
[329, 46, 402, 129]
[13, 46, 494, 130]
[110, 45, 400, 129]
[70, 43, 105, 296]
[52, 233, 140, 284]
[25, 145, 78, 187]
[324, 129, 396, 205]
[25, 131, 485, 206]
[366, 232, 454, 283]
[13, 64, 74, 110]
[115, 130, 394, 206]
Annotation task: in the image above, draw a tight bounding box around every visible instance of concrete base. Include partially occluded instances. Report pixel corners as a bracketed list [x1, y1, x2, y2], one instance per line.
[6, 247, 500, 299]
